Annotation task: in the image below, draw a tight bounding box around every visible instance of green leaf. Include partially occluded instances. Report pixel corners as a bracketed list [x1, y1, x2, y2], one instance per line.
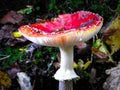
[35, 6, 40, 11]
[92, 39, 114, 63]
[26, 9, 33, 14]
[17, 5, 33, 14]
[35, 51, 42, 58]
[93, 39, 101, 47]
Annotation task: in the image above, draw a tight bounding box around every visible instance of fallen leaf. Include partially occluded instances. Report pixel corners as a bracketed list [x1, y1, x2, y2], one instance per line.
[104, 14, 120, 54]
[13, 31, 22, 38]
[0, 24, 27, 46]
[92, 39, 114, 62]
[74, 59, 91, 70]
[83, 61, 91, 70]
[0, 71, 11, 89]
[74, 59, 85, 70]
[0, 24, 15, 39]
[0, 10, 23, 24]
[92, 47, 108, 59]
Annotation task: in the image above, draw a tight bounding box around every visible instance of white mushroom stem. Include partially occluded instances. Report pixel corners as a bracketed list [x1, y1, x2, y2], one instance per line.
[54, 46, 79, 81]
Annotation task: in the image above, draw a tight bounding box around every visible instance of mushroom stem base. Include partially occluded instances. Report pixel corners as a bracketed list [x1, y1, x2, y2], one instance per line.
[54, 68, 79, 81]
[59, 80, 73, 90]
[54, 46, 79, 81]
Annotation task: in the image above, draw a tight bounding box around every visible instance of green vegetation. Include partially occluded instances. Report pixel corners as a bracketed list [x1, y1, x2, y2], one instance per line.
[0, 46, 25, 70]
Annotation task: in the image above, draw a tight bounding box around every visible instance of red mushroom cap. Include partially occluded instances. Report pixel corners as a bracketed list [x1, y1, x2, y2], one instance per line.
[18, 11, 103, 47]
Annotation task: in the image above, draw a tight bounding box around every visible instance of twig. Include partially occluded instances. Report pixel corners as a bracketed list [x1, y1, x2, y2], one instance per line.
[0, 55, 11, 61]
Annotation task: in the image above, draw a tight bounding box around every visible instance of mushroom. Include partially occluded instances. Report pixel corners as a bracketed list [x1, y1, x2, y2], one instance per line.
[18, 11, 103, 81]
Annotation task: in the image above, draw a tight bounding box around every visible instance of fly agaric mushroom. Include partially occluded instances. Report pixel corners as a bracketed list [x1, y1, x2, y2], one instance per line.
[18, 11, 103, 81]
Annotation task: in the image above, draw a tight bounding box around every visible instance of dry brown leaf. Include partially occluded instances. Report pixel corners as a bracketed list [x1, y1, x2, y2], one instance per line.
[0, 10, 23, 24]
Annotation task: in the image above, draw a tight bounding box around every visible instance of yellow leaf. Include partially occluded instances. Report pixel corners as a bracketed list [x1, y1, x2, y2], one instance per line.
[13, 31, 22, 38]
[83, 61, 91, 70]
[77, 59, 84, 69]
[73, 59, 84, 69]
[0, 71, 11, 89]
[19, 47, 27, 51]
[104, 14, 120, 54]
[73, 62, 78, 69]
